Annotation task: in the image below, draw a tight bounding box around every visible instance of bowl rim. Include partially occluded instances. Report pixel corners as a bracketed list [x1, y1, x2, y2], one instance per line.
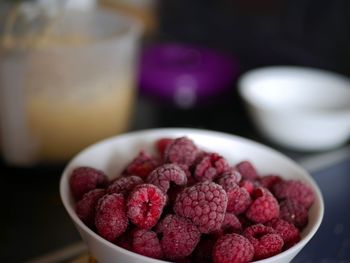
[60, 127, 324, 263]
[237, 65, 350, 116]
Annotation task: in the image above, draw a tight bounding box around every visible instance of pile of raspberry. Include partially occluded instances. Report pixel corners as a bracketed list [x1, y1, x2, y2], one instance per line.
[70, 136, 315, 263]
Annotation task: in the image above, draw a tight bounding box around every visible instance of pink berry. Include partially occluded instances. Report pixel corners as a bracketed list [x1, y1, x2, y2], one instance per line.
[215, 212, 242, 236]
[156, 214, 201, 260]
[245, 187, 280, 223]
[132, 229, 163, 259]
[147, 163, 187, 193]
[155, 137, 174, 158]
[174, 181, 228, 233]
[75, 188, 106, 228]
[95, 193, 128, 242]
[125, 151, 158, 178]
[259, 174, 282, 191]
[239, 179, 256, 195]
[70, 167, 108, 201]
[266, 218, 301, 249]
[279, 199, 309, 229]
[212, 233, 254, 263]
[127, 184, 166, 229]
[164, 137, 199, 166]
[272, 180, 315, 209]
[236, 161, 259, 181]
[194, 152, 230, 182]
[243, 224, 284, 260]
[107, 175, 143, 195]
[226, 184, 252, 215]
[216, 168, 242, 189]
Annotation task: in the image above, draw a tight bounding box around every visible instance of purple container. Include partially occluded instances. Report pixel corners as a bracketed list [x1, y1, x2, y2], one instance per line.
[139, 42, 239, 108]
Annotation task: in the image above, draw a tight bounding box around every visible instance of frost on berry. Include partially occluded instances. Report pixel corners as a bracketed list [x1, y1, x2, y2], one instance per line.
[70, 166, 108, 201]
[193, 152, 230, 182]
[164, 137, 199, 167]
[236, 161, 259, 181]
[131, 229, 163, 259]
[124, 151, 158, 178]
[245, 187, 280, 223]
[226, 184, 252, 215]
[156, 214, 201, 260]
[266, 218, 301, 249]
[75, 188, 106, 228]
[212, 233, 254, 263]
[279, 199, 309, 229]
[107, 175, 143, 195]
[272, 179, 315, 209]
[259, 174, 282, 191]
[127, 184, 166, 229]
[147, 163, 187, 193]
[95, 193, 128, 242]
[216, 168, 242, 189]
[243, 224, 284, 260]
[174, 181, 228, 233]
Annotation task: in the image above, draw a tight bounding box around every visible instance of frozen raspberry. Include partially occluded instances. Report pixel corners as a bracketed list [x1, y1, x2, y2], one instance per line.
[132, 229, 163, 259]
[216, 212, 242, 236]
[164, 137, 199, 166]
[239, 179, 255, 195]
[95, 193, 128, 242]
[174, 181, 228, 233]
[70, 167, 108, 201]
[272, 180, 315, 209]
[236, 161, 259, 181]
[155, 137, 174, 158]
[127, 184, 166, 229]
[147, 163, 187, 193]
[259, 174, 282, 191]
[216, 168, 242, 189]
[156, 214, 201, 260]
[266, 218, 301, 249]
[246, 187, 279, 223]
[279, 199, 308, 229]
[107, 175, 143, 195]
[213, 233, 254, 263]
[194, 152, 230, 182]
[243, 224, 284, 260]
[226, 184, 252, 215]
[125, 151, 158, 178]
[75, 188, 106, 228]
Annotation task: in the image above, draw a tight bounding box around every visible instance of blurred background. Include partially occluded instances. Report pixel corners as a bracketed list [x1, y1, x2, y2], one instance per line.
[0, 0, 349, 262]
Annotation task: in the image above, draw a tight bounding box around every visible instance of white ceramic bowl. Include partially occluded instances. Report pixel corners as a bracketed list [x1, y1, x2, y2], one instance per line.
[238, 66, 350, 151]
[60, 128, 324, 263]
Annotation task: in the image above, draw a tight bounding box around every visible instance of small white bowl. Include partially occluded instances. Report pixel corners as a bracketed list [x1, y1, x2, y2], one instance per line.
[238, 66, 350, 151]
[60, 128, 324, 263]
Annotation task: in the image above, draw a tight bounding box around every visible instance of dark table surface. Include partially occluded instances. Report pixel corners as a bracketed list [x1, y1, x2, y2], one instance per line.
[1, 91, 350, 263]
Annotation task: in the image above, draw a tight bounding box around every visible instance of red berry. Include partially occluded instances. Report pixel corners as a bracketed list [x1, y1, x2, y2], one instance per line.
[127, 184, 166, 229]
[107, 175, 143, 195]
[75, 188, 105, 228]
[236, 161, 259, 181]
[259, 174, 282, 191]
[132, 229, 163, 259]
[157, 214, 201, 260]
[70, 167, 108, 201]
[212, 233, 254, 263]
[95, 193, 128, 242]
[266, 218, 301, 249]
[194, 152, 230, 182]
[125, 151, 158, 178]
[245, 187, 280, 223]
[239, 179, 255, 195]
[226, 184, 252, 215]
[147, 163, 187, 193]
[217, 212, 242, 236]
[279, 199, 309, 229]
[216, 168, 242, 189]
[164, 137, 199, 166]
[174, 181, 228, 233]
[243, 224, 284, 260]
[272, 180, 315, 209]
[155, 137, 174, 157]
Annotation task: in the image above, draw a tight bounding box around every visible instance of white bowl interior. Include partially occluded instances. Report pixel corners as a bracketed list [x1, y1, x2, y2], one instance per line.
[60, 128, 324, 263]
[239, 66, 350, 112]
